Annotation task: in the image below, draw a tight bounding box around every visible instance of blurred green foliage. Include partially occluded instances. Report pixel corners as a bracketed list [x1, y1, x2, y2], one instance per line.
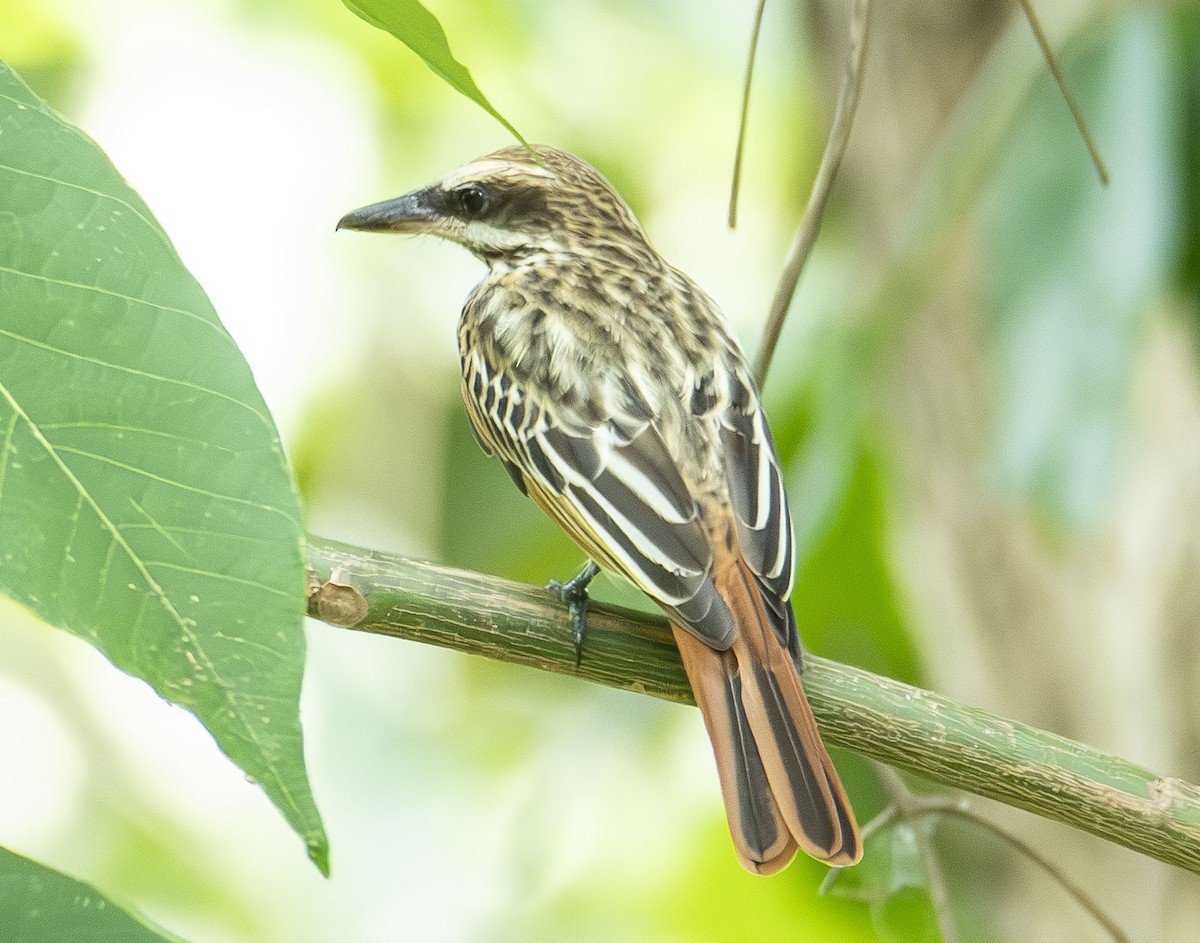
[981, 9, 1182, 528]
[1168, 4, 1200, 336]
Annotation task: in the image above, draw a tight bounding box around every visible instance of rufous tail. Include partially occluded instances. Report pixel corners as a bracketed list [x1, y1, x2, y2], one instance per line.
[672, 562, 861, 873]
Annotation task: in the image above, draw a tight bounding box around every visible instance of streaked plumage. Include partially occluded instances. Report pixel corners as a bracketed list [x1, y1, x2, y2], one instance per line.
[338, 145, 861, 872]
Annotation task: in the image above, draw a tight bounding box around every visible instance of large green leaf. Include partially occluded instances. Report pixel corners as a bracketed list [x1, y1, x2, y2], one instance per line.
[0, 62, 327, 872]
[0, 847, 188, 943]
[342, 0, 527, 145]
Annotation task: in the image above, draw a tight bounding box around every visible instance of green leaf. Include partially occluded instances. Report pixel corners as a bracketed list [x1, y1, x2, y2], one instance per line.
[0, 846, 188, 943]
[0, 61, 327, 873]
[341, 0, 527, 146]
[1168, 5, 1200, 329]
[791, 446, 922, 685]
[980, 11, 1181, 527]
[826, 823, 940, 943]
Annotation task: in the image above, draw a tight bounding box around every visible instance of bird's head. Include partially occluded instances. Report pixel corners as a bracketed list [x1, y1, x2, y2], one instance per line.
[337, 145, 651, 266]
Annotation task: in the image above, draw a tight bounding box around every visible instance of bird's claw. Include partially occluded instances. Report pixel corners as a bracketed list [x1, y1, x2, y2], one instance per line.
[547, 560, 600, 667]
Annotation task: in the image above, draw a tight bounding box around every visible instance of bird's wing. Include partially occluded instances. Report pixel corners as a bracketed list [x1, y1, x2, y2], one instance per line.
[462, 348, 740, 650]
[709, 368, 799, 655]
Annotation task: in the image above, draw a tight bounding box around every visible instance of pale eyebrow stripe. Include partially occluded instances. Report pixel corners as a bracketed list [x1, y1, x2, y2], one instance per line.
[442, 159, 555, 188]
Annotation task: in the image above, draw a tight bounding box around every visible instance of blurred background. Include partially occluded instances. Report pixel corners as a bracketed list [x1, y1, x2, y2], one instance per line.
[2, 0, 1198, 939]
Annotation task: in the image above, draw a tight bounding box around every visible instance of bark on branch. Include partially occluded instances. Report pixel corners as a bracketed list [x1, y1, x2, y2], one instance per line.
[306, 532, 1200, 874]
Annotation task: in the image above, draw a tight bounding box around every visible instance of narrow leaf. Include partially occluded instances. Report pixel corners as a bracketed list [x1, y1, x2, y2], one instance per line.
[0, 61, 328, 872]
[342, 0, 527, 145]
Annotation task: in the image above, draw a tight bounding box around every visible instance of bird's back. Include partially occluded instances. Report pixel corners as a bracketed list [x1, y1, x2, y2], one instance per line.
[461, 254, 745, 494]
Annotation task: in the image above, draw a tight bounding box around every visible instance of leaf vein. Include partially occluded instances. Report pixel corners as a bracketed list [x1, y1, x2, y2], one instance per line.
[128, 497, 192, 559]
[143, 560, 294, 600]
[41, 421, 242, 455]
[54, 445, 301, 527]
[0, 410, 18, 517]
[0, 263, 228, 336]
[0, 325, 274, 431]
[0, 161, 169, 243]
[118, 524, 283, 546]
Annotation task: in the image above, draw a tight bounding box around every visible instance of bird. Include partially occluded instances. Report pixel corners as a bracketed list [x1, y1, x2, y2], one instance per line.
[337, 144, 861, 873]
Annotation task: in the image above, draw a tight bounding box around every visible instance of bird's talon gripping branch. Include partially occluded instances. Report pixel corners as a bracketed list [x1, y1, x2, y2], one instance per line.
[547, 560, 600, 666]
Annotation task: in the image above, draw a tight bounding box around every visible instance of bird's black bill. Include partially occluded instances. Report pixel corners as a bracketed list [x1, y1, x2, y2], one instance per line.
[336, 189, 438, 233]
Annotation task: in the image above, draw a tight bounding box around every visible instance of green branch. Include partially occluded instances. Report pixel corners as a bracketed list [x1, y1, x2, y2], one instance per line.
[306, 533, 1200, 874]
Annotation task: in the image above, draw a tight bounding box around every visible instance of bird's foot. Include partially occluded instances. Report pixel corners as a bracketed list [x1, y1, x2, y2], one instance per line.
[547, 560, 600, 667]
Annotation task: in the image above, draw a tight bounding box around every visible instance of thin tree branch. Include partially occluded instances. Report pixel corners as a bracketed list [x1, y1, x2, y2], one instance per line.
[306, 533, 1200, 876]
[1017, 0, 1109, 185]
[822, 778, 1130, 942]
[933, 803, 1130, 943]
[754, 0, 872, 387]
[876, 765, 961, 943]
[728, 0, 768, 228]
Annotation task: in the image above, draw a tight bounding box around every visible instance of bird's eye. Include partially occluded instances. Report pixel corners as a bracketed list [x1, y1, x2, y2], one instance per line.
[453, 184, 491, 219]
